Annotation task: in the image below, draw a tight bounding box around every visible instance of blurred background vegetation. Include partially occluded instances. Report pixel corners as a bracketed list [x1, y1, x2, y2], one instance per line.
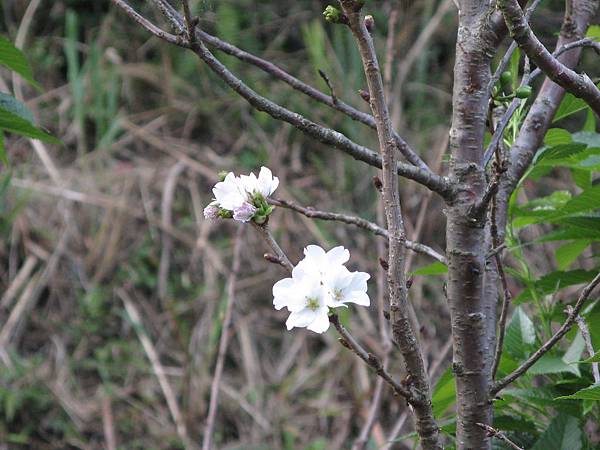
[0, 0, 598, 449]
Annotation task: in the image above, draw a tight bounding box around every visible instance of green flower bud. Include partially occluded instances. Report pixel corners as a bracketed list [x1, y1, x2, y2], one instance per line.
[217, 171, 228, 182]
[515, 85, 532, 99]
[217, 209, 233, 219]
[499, 71, 513, 95]
[253, 214, 268, 225]
[500, 71, 512, 87]
[323, 5, 342, 23]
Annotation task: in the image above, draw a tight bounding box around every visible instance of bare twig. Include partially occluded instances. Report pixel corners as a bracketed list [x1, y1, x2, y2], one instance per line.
[202, 226, 244, 450]
[353, 199, 392, 450]
[269, 198, 447, 264]
[329, 314, 413, 400]
[110, 0, 183, 46]
[147, 0, 432, 172]
[570, 307, 600, 384]
[251, 223, 294, 272]
[318, 69, 337, 105]
[339, 2, 440, 448]
[476, 423, 524, 450]
[180, 0, 196, 42]
[491, 272, 600, 395]
[111, 0, 454, 197]
[491, 246, 512, 379]
[498, 0, 600, 115]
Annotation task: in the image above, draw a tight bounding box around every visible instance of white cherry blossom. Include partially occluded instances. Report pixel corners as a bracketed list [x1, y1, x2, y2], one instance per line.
[293, 245, 350, 280]
[324, 265, 370, 308]
[212, 172, 247, 211]
[206, 167, 279, 223]
[272, 244, 370, 333]
[273, 275, 332, 333]
[240, 166, 279, 198]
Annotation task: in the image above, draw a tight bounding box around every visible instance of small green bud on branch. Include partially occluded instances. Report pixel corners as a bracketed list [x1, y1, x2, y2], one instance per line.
[323, 5, 348, 24]
[515, 85, 532, 99]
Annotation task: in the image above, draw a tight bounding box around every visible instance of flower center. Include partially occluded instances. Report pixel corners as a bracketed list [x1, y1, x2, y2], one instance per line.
[305, 297, 320, 311]
[333, 289, 343, 301]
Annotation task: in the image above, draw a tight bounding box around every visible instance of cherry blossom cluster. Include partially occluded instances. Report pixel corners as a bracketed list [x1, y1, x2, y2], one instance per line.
[273, 245, 370, 333]
[204, 166, 279, 223]
[205, 167, 371, 333]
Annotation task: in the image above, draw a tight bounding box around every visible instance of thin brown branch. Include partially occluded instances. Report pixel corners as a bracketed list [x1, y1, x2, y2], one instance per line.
[498, 0, 600, 115]
[148, 0, 432, 172]
[491, 272, 600, 396]
[339, 2, 441, 448]
[112, 1, 454, 197]
[269, 198, 447, 264]
[181, 0, 196, 43]
[329, 314, 414, 401]
[491, 243, 512, 379]
[202, 226, 244, 450]
[251, 223, 294, 272]
[110, 0, 184, 46]
[475, 423, 524, 450]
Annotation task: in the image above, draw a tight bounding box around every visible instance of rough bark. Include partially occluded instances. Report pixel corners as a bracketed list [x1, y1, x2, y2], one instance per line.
[446, 3, 498, 449]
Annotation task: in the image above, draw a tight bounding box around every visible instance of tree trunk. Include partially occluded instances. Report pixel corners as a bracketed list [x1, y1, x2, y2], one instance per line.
[447, 4, 498, 449]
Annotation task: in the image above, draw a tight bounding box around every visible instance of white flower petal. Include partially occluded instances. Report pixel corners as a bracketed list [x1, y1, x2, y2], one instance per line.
[347, 271, 370, 292]
[286, 309, 316, 330]
[326, 246, 350, 266]
[304, 245, 326, 260]
[343, 291, 370, 306]
[307, 310, 331, 333]
[273, 278, 295, 310]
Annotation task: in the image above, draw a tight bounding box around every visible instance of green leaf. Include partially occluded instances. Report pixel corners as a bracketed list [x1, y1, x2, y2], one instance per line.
[501, 387, 581, 416]
[572, 131, 600, 148]
[544, 128, 572, 146]
[0, 92, 33, 122]
[582, 109, 596, 132]
[0, 108, 58, 143]
[579, 351, 600, 363]
[505, 307, 536, 358]
[554, 93, 587, 122]
[528, 355, 580, 377]
[432, 367, 456, 418]
[530, 414, 582, 450]
[412, 261, 448, 276]
[0, 36, 40, 89]
[563, 331, 586, 367]
[571, 168, 592, 190]
[587, 25, 600, 39]
[515, 269, 599, 303]
[555, 384, 600, 401]
[555, 241, 590, 270]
